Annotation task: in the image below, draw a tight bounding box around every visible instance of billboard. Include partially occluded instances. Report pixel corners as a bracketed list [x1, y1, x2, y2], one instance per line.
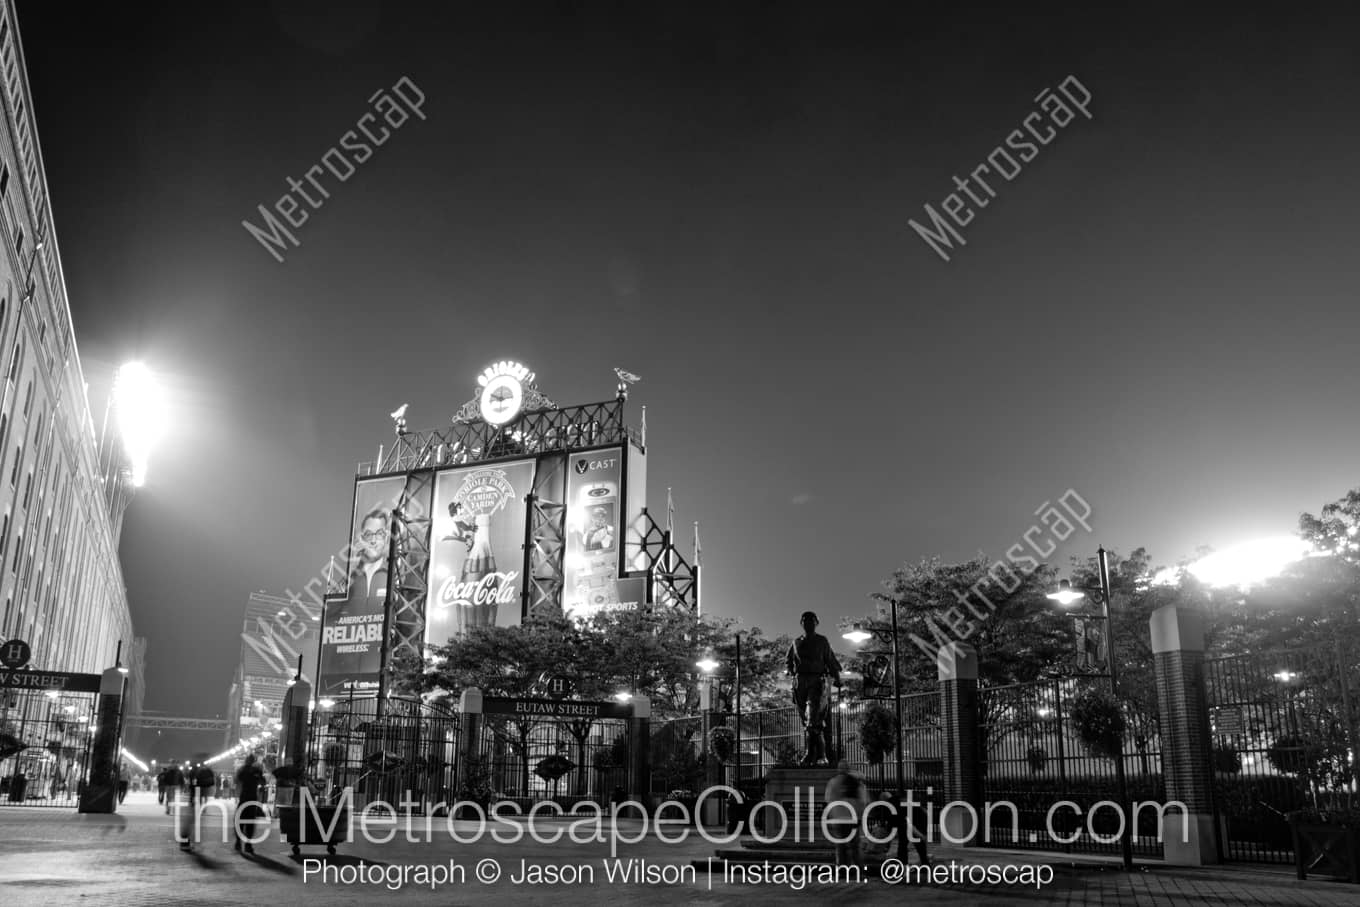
[318, 475, 404, 697]
[425, 461, 536, 644]
[564, 449, 627, 621]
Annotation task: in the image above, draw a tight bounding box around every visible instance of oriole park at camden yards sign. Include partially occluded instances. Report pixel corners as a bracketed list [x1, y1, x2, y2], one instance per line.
[0, 669, 102, 693]
[482, 697, 633, 720]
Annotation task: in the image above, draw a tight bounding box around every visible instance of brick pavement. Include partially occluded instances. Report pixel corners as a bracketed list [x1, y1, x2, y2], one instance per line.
[2, 792, 1356, 906]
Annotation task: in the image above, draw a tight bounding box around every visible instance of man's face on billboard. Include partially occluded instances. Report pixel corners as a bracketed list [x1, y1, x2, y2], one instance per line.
[590, 509, 607, 529]
[358, 517, 388, 564]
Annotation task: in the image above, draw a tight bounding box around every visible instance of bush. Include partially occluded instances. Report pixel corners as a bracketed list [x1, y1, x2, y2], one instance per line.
[859, 705, 897, 764]
[770, 740, 799, 768]
[593, 735, 629, 773]
[1068, 688, 1126, 759]
[1212, 744, 1242, 775]
[1266, 734, 1331, 781]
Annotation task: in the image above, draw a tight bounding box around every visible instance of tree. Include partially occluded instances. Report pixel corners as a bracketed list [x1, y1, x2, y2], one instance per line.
[864, 555, 1068, 693]
[399, 609, 791, 794]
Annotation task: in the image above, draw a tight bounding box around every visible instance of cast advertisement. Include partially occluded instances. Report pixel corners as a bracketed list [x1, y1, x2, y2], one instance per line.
[319, 475, 404, 696]
[563, 449, 629, 621]
[425, 461, 535, 644]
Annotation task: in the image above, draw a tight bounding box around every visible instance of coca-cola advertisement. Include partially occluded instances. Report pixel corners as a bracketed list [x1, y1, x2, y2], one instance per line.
[424, 460, 535, 644]
[563, 449, 627, 621]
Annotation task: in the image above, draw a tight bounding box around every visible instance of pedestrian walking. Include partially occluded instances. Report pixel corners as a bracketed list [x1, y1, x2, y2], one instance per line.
[234, 755, 266, 855]
[164, 764, 184, 815]
[194, 764, 215, 803]
[156, 767, 167, 805]
[116, 763, 130, 805]
[883, 790, 929, 866]
[823, 759, 869, 867]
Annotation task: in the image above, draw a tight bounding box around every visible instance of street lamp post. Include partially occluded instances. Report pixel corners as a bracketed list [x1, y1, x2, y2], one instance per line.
[697, 630, 742, 786]
[735, 632, 742, 783]
[1048, 545, 1134, 871]
[844, 604, 905, 801]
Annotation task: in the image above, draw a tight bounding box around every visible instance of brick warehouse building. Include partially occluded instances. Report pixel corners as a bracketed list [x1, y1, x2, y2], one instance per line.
[0, 2, 142, 698]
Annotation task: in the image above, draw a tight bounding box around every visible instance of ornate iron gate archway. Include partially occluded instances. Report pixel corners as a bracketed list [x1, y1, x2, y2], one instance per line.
[1, 687, 100, 807]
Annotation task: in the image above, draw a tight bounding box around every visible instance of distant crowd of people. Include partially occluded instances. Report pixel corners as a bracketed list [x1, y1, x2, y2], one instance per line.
[154, 763, 235, 812]
[155, 756, 267, 854]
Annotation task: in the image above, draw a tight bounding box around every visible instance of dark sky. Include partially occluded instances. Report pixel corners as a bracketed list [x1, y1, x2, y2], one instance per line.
[15, 1, 1360, 734]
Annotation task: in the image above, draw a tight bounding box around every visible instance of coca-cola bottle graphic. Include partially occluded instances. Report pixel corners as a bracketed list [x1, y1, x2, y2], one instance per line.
[458, 513, 500, 631]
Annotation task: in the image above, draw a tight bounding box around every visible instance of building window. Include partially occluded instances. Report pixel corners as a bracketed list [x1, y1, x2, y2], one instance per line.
[0, 163, 7, 198]
[22, 470, 31, 509]
[13, 226, 22, 257]
[6, 340, 19, 382]
[11, 531, 19, 572]
[22, 379, 32, 415]
[8, 444, 18, 485]
[1, 596, 10, 636]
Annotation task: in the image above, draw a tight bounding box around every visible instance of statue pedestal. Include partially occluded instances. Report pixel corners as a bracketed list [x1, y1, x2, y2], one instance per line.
[756, 767, 839, 844]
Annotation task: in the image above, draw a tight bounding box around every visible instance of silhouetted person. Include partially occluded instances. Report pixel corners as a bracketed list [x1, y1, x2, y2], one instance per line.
[235, 755, 266, 855]
[824, 760, 868, 866]
[164, 764, 184, 815]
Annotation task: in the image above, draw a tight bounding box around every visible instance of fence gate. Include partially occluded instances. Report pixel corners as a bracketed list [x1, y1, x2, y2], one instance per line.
[307, 695, 461, 810]
[1205, 645, 1360, 863]
[978, 677, 1164, 858]
[478, 712, 634, 810]
[1, 687, 100, 807]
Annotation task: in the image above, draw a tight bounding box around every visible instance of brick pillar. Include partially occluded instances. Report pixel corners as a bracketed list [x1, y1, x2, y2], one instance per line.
[457, 687, 482, 814]
[938, 642, 981, 845]
[699, 682, 722, 824]
[1151, 606, 1219, 865]
[628, 696, 652, 808]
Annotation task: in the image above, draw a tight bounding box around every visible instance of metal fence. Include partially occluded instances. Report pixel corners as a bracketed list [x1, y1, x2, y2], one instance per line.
[0, 687, 99, 807]
[1205, 644, 1360, 863]
[979, 677, 1164, 857]
[306, 695, 460, 811]
[480, 712, 634, 810]
[652, 692, 943, 799]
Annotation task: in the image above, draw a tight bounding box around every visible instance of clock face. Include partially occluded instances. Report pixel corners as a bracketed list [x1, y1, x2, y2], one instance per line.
[479, 374, 524, 425]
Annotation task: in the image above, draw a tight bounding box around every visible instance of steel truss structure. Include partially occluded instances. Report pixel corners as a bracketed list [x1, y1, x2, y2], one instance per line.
[124, 715, 229, 731]
[361, 397, 641, 478]
[348, 392, 699, 691]
[631, 508, 699, 611]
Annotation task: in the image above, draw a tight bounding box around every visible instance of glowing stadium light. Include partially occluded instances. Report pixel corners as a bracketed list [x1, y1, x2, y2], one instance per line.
[695, 655, 719, 673]
[113, 361, 168, 487]
[1188, 536, 1313, 589]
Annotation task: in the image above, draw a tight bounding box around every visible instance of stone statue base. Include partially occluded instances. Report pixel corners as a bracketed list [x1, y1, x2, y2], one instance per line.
[761, 767, 841, 843]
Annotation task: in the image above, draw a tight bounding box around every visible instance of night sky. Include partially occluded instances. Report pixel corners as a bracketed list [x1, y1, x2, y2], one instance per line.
[15, 2, 1360, 743]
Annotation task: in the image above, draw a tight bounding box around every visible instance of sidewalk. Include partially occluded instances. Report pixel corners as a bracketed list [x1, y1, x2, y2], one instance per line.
[2, 792, 1357, 906]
